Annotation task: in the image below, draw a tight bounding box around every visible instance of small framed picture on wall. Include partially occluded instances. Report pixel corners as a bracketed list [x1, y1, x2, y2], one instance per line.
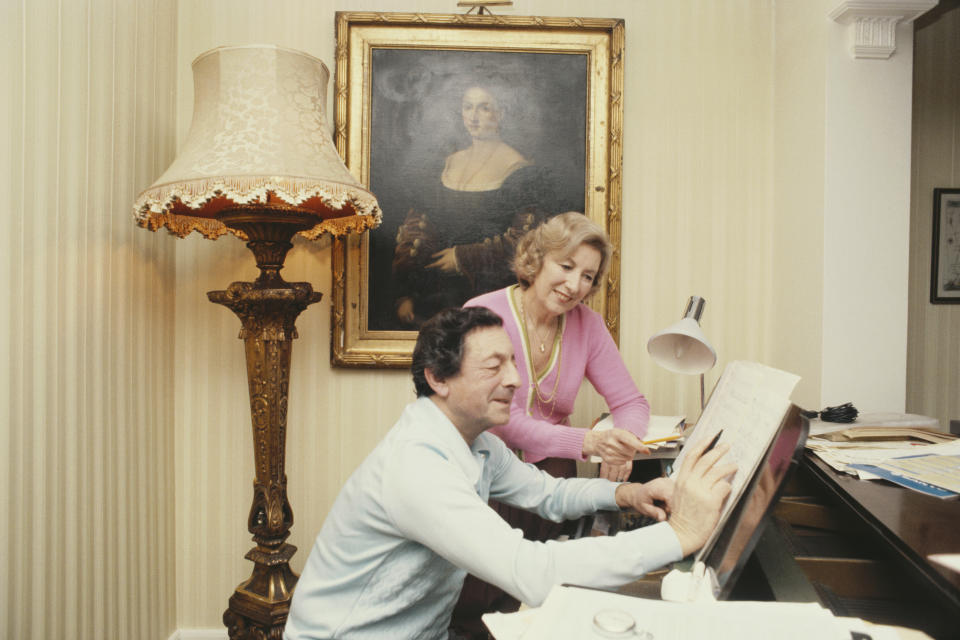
[931, 188, 960, 304]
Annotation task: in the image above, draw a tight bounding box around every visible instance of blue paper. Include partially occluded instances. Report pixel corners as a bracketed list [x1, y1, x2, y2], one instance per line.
[849, 463, 960, 500]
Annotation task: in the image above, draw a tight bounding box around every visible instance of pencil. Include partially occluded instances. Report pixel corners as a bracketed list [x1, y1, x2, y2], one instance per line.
[642, 434, 684, 445]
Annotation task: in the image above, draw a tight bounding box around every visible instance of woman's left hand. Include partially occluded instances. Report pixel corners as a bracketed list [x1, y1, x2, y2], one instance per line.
[600, 460, 633, 482]
[426, 247, 459, 273]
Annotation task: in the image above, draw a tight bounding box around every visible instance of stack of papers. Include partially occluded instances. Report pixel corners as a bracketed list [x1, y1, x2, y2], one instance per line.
[483, 585, 904, 640]
[806, 414, 960, 499]
[808, 412, 941, 440]
[812, 426, 953, 446]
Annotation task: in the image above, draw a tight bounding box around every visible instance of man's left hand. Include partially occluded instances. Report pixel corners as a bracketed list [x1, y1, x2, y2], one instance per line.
[614, 477, 674, 522]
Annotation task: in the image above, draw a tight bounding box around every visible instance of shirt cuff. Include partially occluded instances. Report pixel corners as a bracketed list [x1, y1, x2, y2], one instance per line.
[621, 521, 684, 571]
[595, 482, 620, 511]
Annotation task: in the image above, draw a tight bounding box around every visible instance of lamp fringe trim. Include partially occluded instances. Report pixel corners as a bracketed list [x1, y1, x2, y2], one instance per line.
[133, 176, 382, 240]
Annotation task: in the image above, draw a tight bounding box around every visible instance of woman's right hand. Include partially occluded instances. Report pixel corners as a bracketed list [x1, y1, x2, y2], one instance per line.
[582, 428, 647, 466]
[600, 460, 633, 482]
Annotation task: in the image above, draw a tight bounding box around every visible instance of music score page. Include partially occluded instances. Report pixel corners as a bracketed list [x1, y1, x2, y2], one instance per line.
[670, 361, 800, 560]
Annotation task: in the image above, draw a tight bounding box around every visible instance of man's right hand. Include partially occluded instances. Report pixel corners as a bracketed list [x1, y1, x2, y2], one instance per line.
[666, 437, 737, 557]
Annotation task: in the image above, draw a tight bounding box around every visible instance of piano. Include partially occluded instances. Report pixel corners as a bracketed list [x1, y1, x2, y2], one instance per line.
[753, 453, 960, 639]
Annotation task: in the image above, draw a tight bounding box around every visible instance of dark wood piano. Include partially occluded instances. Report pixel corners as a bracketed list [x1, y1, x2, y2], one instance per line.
[750, 453, 960, 640]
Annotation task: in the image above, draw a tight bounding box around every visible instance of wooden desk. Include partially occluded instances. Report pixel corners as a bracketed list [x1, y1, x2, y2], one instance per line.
[767, 453, 960, 639]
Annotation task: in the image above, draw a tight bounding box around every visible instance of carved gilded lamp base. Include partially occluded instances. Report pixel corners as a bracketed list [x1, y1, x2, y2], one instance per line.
[222, 543, 298, 640]
[210, 207, 322, 640]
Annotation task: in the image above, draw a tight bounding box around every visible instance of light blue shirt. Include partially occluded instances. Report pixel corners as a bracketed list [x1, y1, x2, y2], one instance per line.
[284, 397, 682, 639]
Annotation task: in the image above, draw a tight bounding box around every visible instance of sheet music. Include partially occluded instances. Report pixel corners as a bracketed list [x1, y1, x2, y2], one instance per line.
[495, 585, 846, 640]
[670, 361, 800, 560]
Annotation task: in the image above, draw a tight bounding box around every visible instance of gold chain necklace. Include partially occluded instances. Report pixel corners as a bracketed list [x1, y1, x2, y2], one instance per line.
[516, 288, 562, 416]
[517, 288, 556, 354]
[527, 311, 553, 354]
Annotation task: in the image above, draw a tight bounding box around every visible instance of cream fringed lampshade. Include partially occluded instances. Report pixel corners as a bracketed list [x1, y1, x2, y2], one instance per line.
[133, 44, 380, 239]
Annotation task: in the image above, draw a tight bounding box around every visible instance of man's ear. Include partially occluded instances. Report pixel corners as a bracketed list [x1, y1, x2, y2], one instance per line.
[423, 367, 450, 398]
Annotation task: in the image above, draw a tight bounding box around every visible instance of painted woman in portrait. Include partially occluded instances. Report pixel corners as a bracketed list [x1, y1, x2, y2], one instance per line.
[364, 50, 587, 331]
[389, 83, 563, 326]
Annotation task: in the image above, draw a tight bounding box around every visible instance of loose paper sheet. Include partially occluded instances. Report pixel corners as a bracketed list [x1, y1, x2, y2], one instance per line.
[878, 453, 960, 494]
[929, 553, 960, 575]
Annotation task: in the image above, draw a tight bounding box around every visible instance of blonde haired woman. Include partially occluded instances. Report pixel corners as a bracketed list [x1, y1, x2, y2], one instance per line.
[454, 213, 651, 635]
[465, 212, 650, 482]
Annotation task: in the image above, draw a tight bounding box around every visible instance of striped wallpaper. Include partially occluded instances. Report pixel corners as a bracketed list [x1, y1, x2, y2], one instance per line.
[3, 0, 178, 638]
[907, 4, 960, 436]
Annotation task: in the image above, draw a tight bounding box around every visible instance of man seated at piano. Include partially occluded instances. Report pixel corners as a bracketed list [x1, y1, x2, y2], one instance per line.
[284, 307, 737, 640]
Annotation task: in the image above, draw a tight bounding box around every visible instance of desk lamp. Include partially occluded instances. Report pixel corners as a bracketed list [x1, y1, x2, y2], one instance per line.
[647, 295, 717, 410]
[133, 45, 381, 639]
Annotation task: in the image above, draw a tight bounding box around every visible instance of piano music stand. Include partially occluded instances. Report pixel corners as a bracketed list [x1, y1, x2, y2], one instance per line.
[700, 404, 810, 599]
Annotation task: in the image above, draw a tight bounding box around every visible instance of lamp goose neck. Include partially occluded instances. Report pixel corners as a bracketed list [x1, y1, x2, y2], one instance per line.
[683, 295, 706, 322]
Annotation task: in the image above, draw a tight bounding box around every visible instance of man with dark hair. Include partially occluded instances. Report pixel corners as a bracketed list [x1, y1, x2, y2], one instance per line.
[410, 305, 504, 397]
[285, 307, 735, 640]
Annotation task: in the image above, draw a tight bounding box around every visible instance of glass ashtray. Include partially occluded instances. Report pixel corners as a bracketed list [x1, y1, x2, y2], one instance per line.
[592, 609, 654, 639]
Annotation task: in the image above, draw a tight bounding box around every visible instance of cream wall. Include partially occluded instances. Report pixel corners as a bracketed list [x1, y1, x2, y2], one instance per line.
[821, 8, 916, 412]
[907, 2, 960, 433]
[770, 0, 827, 411]
[2, 0, 179, 639]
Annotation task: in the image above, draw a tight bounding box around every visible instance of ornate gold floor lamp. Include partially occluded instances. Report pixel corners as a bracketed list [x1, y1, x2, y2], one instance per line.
[133, 45, 380, 639]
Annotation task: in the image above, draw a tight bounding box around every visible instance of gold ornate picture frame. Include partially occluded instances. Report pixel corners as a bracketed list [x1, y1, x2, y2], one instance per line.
[331, 11, 625, 367]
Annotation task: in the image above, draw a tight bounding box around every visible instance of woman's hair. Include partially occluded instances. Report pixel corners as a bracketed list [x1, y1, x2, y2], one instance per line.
[512, 212, 612, 295]
[411, 306, 504, 398]
[459, 81, 514, 122]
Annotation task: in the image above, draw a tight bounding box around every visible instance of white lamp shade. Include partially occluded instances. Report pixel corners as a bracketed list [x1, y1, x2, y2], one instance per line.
[133, 44, 380, 240]
[647, 317, 717, 375]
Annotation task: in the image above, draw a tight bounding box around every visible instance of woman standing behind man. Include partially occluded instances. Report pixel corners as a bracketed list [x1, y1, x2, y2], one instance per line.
[452, 213, 652, 636]
[465, 212, 650, 484]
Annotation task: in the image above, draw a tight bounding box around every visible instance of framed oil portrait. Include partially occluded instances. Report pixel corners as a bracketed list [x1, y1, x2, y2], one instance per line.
[931, 188, 960, 304]
[331, 11, 625, 367]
